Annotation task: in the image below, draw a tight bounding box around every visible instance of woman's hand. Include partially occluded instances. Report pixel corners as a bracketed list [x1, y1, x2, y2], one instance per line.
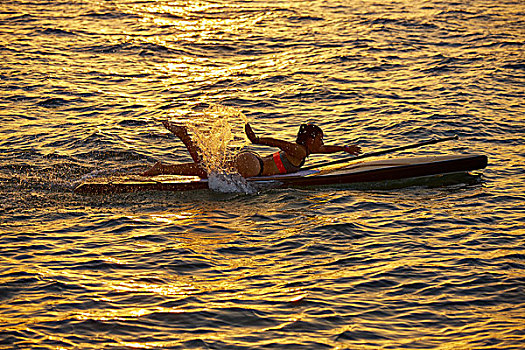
[161, 119, 171, 129]
[245, 123, 260, 144]
[343, 145, 361, 155]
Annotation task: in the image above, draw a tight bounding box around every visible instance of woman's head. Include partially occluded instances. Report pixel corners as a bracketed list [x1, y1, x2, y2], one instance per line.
[296, 123, 323, 146]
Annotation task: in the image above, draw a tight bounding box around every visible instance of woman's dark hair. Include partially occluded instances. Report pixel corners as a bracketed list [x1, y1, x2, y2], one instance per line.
[296, 123, 323, 145]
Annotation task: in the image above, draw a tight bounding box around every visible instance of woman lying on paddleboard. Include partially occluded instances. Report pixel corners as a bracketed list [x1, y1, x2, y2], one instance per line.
[141, 121, 361, 178]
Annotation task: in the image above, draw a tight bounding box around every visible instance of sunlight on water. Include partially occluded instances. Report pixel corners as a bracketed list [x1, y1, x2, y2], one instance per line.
[0, 0, 524, 349]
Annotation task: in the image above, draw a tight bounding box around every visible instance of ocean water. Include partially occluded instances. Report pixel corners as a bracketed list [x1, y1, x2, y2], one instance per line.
[1, 0, 524, 349]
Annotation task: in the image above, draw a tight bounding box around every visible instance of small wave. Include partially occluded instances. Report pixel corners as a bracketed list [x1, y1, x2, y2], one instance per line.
[4, 13, 37, 23]
[5, 94, 39, 103]
[79, 41, 194, 57]
[502, 63, 525, 70]
[117, 119, 149, 127]
[365, 17, 438, 30]
[73, 149, 146, 162]
[361, 63, 405, 72]
[422, 55, 482, 74]
[38, 27, 78, 36]
[80, 11, 141, 20]
[36, 97, 70, 108]
[288, 15, 324, 22]
[188, 42, 238, 52]
[336, 329, 389, 341]
[314, 223, 366, 239]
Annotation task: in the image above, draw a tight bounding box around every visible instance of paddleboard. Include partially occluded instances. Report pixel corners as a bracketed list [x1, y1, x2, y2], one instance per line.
[74, 154, 487, 195]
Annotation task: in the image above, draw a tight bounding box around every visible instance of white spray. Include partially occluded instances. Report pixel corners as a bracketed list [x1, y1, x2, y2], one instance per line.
[182, 105, 257, 194]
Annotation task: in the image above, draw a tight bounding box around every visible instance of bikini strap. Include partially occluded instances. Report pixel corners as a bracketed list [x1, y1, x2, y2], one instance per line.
[272, 151, 304, 174]
[273, 152, 287, 174]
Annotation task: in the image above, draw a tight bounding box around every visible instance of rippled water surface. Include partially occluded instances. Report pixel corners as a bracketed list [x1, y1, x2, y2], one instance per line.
[1, 0, 524, 349]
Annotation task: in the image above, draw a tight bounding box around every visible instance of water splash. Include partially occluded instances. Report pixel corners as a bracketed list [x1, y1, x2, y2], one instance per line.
[207, 170, 257, 194]
[178, 105, 256, 194]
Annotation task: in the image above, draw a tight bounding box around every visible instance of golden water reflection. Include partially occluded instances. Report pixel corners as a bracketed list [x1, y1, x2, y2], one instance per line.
[2, 0, 524, 348]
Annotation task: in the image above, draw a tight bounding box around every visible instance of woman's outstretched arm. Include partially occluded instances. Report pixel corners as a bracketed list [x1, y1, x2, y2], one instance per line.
[245, 123, 307, 159]
[313, 144, 361, 155]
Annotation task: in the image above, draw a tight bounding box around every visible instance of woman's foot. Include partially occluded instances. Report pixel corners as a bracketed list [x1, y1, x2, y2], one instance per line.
[162, 120, 189, 139]
[141, 161, 165, 176]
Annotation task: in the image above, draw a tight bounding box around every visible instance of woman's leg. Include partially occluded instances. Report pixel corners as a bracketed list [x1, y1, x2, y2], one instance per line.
[162, 121, 201, 163]
[141, 121, 208, 177]
[141, 121, 207, 177]
[141, 161, 207, 178]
